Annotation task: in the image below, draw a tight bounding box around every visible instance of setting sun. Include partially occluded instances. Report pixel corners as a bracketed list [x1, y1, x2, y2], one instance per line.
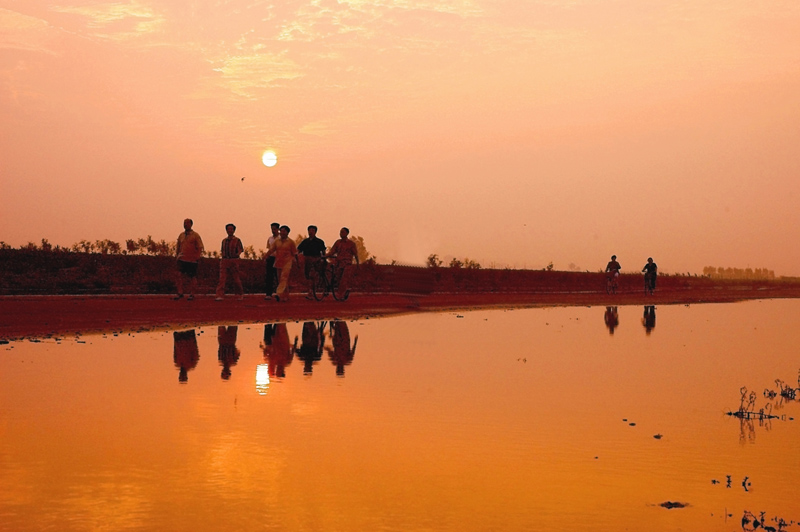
[262, 150, 277, 167]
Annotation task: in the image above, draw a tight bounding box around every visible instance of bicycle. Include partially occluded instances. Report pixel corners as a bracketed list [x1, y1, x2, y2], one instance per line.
[310, 259, 350, 301]
[606, 272, 619, 294]
[644, 272, 655, 295]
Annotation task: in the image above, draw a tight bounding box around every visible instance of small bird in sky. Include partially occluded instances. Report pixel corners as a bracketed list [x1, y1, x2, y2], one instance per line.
[241, 177, 246, 181]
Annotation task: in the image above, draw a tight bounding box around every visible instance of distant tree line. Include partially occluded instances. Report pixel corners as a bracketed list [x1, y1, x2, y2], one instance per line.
[426, 254, 482, 269]
[0, 235, 372, 264]
[702, 266, 775, 280]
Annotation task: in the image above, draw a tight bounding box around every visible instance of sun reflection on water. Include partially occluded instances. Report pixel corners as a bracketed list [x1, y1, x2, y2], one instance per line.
[255, 363, 270, 395]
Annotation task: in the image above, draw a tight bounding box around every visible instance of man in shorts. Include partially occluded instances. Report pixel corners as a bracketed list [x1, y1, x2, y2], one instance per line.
[296, 225, 326, 299]
[176, 218, 204, 300]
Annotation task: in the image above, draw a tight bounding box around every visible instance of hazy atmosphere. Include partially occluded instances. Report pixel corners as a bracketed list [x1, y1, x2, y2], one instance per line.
[2, 1, 799, 274]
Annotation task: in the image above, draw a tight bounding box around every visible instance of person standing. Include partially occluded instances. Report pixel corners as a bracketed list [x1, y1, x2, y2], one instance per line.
[296, 225, 326, 299]
[265, 225, 298, 301]
[175, 218, 204, 300]
[215, 224, 244, 300]
[264, 222, 280, 299]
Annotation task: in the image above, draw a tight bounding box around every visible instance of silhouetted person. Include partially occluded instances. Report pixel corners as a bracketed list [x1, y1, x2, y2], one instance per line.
[604, 306, 619, 335]
[642, 257, 657, 295]
[173, 329, 199, 382]
[297, 225, 326, 299]
[264, 222, 280, 299]
[217, 326, 240, 379]
[295, 321, 326, 375]
[261, 323, 293, 378]
[325, 227, 359, 298]
[326, 321, 358, 377]
[264, 225, 297, 302]
[215, 224, 244, 300]
[175, 218, 204, 300]
[642, 306, 656, 334]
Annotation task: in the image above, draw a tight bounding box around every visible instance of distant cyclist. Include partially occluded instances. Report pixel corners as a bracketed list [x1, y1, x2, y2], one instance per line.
[606, 255, 621, 276]
[605, 255, 621, 294]
[642, 257, 658, 294]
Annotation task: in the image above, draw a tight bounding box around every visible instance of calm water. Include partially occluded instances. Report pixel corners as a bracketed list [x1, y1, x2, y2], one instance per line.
[1, 300, 800, 531]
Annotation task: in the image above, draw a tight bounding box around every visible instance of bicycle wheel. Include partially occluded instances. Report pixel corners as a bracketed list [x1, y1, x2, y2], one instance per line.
[331, 267, 350, 301]
[311, 265, 329, 301]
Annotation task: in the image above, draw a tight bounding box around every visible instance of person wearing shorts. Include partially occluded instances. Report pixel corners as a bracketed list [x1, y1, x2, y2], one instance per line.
[176, 218, 204, 300]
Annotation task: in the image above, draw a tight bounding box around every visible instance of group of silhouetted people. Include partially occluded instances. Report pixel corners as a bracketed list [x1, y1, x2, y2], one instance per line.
[173, 218, 359, 301]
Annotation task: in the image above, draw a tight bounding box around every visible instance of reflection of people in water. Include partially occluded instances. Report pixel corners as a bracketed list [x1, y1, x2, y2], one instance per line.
[294, 321, 326, 375]
[604, 307, 619, 335]
[173, 329, 199, 383]
[642, 306, 656, 334]
[217, 325, 240, 380]
[325, 321, 358, 377]
[261, 323, 293, 378]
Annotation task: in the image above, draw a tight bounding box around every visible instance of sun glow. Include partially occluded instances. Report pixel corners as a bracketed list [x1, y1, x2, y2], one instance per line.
[262, 150, 277, 167]
[255, 364, 270, 395]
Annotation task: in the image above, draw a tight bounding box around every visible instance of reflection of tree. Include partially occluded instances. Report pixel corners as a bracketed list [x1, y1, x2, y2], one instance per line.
[641, 306, 656, 335]
[217, 326, 240, 380]
[294, 321, 326, 375]
[173, 329, 199, 383]
[260, 323, 293, 378]
[604, 307, 619, 335]
[325, 321, 358, 377]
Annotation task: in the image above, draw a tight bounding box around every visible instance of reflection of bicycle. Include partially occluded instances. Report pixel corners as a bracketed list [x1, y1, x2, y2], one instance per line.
[606, 273, 619, 294]
[644, 272, 655, 295]
[311, 260, 350, 301]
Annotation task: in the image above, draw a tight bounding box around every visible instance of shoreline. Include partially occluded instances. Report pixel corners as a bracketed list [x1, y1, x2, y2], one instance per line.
[3, 285, 800, 340]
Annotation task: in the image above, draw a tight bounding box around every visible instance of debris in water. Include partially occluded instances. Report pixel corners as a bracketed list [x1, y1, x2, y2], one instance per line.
[659, 501, 687, 509]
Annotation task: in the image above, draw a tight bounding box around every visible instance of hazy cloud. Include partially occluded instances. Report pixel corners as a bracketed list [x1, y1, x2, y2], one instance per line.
[212, 52, 304, 98]
[0, 8, 60, 55]
[50, 1, 165, 40]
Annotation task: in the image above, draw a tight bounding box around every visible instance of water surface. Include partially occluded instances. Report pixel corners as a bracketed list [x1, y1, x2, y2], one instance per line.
[1, 300, 799, 531]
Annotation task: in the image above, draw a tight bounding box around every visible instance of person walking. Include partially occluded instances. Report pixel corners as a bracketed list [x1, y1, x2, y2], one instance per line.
[325, 227, 359, 299]
[264, 222, 280, 299]
[175, 218, 204, 300]
[296, 225, 326, 299]
[215, 223, 244, 300]
[265, 225, 298, 301]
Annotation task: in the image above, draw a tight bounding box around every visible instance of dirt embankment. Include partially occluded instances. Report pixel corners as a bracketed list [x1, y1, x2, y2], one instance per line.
[3, 248, 799, 340]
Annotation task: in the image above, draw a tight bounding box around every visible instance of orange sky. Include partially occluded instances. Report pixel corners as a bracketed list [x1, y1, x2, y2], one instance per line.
[2, 1, 799, 274]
